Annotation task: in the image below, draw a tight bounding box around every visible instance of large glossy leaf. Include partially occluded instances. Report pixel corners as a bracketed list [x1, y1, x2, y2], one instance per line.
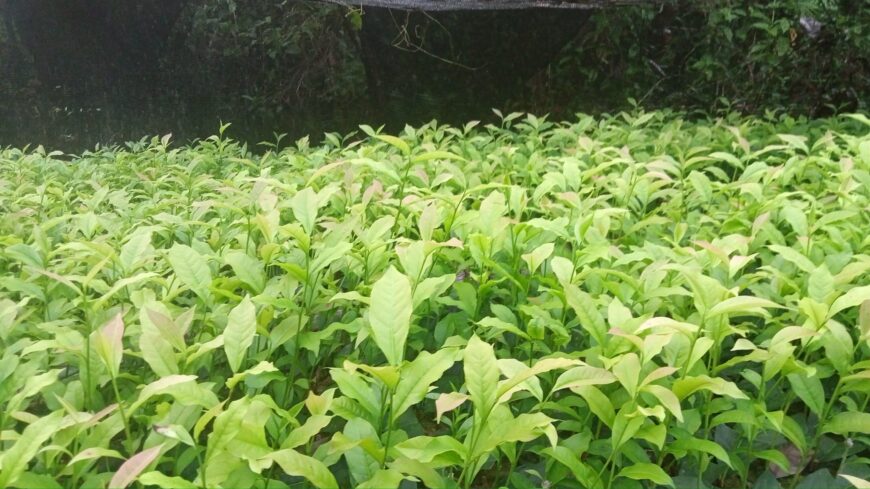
[463, 335, 500, 420]
[618, 463, 674, 487]
[823, 412, 870, 435]
[830, 285, 870, 318]
[553, 366, 617, 391]
[368, 266, 413, 366]
[669, 438, 732, 468]
[707, 296, 782, 317]
[394, 436, 466, 466]
[497, 357, 579, 401]
[563, 284, 607, 346]
[224, 296, 256, 373]
[391, 348, 456, 422]
[119, 229, 153, 273]
[787, 373, 825, 417]
[291, 187, 321, 234]
[263, 449, 338, 489]
[167, 244, 212, 301]
[673, 375, 748, 400]
[225, 251, 266, 293]
[139, 305, 179, 376]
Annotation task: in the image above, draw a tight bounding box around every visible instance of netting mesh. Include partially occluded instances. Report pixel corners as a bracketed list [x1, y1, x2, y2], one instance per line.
[321, 0, 648, 11]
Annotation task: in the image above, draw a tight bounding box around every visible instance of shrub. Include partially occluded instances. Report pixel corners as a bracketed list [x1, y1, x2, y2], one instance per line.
[1, 111, 870, 488]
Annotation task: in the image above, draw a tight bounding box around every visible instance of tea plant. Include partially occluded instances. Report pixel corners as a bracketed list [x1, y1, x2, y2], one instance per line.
[2, 111, 870, 489]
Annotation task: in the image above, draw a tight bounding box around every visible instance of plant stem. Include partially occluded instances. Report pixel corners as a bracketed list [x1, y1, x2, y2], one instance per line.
[111, 373, 134, 453]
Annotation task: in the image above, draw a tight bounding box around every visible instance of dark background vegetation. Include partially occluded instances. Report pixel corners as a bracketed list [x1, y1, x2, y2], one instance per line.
[1, 0, 868, 150]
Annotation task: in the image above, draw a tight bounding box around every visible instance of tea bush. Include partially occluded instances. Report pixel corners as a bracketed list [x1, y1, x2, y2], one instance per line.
[2, 111, 870, 489]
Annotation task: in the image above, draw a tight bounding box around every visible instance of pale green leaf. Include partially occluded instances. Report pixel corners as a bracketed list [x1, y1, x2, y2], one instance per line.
[563, 284, 607, 346]
[153, 424, 195, 447]
[224, 296, 256, 373]
[830, 285, 870, 318]
[369, 267, 413, 365]
[119, 229, 153, 273]
[840, 474, 870, 489]
[521, 242, 555, 275]
[290, 187, 321, 235]
[67, 447, 125, 465]
[618, 463, 674, 487]
[808, 265, 834, 303]
[497, 357, 579, 401]
[553, 366, 617, 391]
[138, 471, 199, 489]
[824, 412, 870, 435]
[225, 251, 266, 293]
[463, 335, 500, 420]
[394, 436, 466, 465]
[435, 392, 469, 423]
[392, 348, 456, 422]
[167, 244, 212, 301]
[282, 414, 333, 450]
[571, 385, 615, 427]
[642, 384, 683, 422]
[669, 437, 732, 468]
[672, 375, 748, 400]
[263, 449, 339, 489]
[708, 296, 782, 318]
[412, 274, 455, 309]
[358, 469, 405, 489]
[374, 134, 411, 156]
[0, 411, 64, 488]
[787, 373, 825, 417]
[769, 245, 816, 273]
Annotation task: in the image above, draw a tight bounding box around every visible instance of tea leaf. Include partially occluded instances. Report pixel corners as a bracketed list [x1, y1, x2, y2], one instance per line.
[553, 366, 617, 391]
[138, 472, 199, 489]
[291, 187, 321, 235]
[787, 373, 825, 417]
[108, 444, 163, 489]
[670, 438, 732, 468]
[823, 412, 870, 435]
[830, 285, 870, 318]
[374, 134, 411, 156]
[168, 244, 212, 301]
[563, 284, 607, 346]
[618, 463, 674, 487]
[358, 469, 405, 489]
[392, 348, 456, 422]
[673, 375, 748, 400]
[224, 296, 257, 373]
[95, 313, 124, 378]
[225, 251, 266, 293]
[262, 449, 339, 489]
[464, 335, 500, 420]
[708, 296, 782, 317]
[435, 392, 469, 423]
[0, 411, 64, 488]
[369, 267, 412, 366]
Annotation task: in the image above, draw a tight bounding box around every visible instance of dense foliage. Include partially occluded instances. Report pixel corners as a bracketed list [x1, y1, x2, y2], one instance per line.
[545, 0, 870, 115]
[2, 0, 869, 148]
[2, 111, 870, 489]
